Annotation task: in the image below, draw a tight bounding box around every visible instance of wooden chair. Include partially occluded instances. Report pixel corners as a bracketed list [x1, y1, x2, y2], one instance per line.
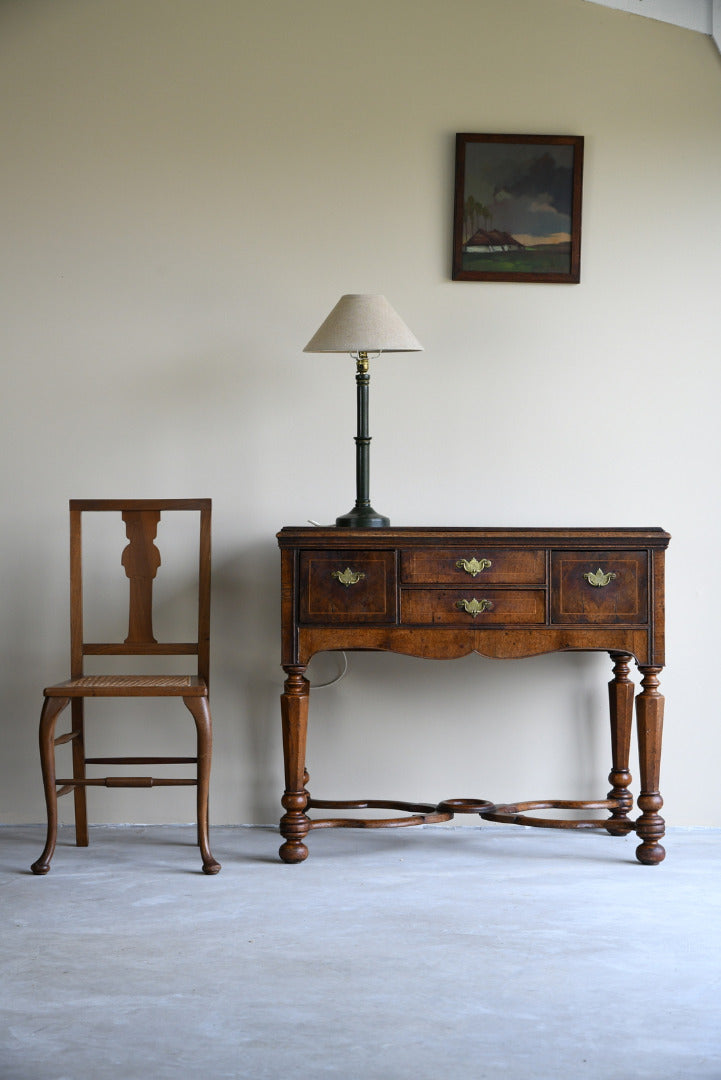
[31, 499, 221, 875]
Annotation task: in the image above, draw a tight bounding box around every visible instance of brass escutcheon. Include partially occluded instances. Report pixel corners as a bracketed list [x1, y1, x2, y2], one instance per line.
[456, 557, 492, 577]
[455, 597, 493, 617]
[584, 568, 617, 588]
[331, 567, 366, 587]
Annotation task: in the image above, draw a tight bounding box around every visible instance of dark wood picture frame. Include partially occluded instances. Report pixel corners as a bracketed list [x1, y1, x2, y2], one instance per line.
[452, 133, 584, 283]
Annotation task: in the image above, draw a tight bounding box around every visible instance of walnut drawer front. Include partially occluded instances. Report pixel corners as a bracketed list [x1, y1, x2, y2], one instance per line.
[551, 550, 648, 625]
[401, 588, 545, 626]
[299, 550, 396, 624]
[401, 548, 545, 585]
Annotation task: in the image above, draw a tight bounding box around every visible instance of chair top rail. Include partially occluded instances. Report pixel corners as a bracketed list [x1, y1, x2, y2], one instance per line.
[70, 499, 210, 512]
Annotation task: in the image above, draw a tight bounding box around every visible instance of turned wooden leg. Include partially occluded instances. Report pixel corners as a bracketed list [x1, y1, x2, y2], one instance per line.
[635, 666, 665, 865]
[606, 652, 635, 836]
[31, 696, 70, 875]
[183, 696, 221, 875]
[279, 667, 310, 864]
[70, 699, 89, 847]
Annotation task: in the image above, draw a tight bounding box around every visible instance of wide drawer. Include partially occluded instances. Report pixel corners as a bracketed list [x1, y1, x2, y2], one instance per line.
[401, 548, 545, 585]
[299, 550, 396, 624]
[401, 588, 546, 626]
[551, 550, 648, 625]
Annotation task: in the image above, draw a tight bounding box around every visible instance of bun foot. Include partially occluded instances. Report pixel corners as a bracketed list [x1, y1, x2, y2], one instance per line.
[605, 818, 634, 837]
[279, 839, 308, 863]
[636, 841, 665, 865]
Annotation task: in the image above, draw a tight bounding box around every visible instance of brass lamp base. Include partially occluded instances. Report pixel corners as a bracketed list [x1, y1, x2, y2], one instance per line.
[336, 505, 390, 528]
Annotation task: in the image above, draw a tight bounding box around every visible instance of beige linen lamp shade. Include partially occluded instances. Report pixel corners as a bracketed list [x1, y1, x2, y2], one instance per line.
[303, 294, 424, 354]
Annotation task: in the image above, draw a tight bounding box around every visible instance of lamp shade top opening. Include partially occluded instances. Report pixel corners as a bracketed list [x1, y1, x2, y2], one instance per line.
[303, 294, 423, 354]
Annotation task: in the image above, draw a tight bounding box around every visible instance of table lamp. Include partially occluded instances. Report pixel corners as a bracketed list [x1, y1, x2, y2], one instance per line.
[304, 294, 423, 528]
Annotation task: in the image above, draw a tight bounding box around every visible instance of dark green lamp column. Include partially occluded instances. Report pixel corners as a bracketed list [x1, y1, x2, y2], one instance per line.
[337, 349, 386, 528]
[303, 294, 423, 528]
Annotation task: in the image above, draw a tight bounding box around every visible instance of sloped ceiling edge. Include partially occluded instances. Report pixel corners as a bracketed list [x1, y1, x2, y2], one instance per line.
[583, 0, 719, 54]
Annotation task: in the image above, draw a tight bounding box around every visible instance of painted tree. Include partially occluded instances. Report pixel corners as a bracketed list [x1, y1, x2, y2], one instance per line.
[477, 202, 493, 232]
[464, 195, 476, 242]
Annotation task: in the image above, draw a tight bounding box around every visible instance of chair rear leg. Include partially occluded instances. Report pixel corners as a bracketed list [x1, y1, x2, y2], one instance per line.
[31, 696, 71, 875]
[183, 696, 221, 875]
[70, 698, 89, 846]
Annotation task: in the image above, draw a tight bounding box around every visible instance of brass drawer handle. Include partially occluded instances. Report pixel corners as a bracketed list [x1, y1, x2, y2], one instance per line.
[456, 557, 492, 577]
[456, 598, 494, 617]
[584, 567, 617, 588]
[331, 567, 366, 588]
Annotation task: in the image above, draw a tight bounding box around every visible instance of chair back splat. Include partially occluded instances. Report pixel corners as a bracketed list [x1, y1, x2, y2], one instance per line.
[122, 508, 161, 644]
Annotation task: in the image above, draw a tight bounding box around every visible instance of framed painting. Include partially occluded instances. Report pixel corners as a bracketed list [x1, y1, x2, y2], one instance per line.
[452, 133, 584, 283]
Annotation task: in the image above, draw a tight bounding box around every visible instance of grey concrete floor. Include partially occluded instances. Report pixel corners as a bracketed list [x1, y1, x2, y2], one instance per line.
[1, 823, 720, 1080]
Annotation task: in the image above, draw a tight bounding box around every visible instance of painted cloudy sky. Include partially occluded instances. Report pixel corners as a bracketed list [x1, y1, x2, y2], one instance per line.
[464, 142, 575, 246]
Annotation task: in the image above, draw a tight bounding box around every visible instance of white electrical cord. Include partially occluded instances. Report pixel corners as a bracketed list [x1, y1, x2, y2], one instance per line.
[309, 651, 348, 689]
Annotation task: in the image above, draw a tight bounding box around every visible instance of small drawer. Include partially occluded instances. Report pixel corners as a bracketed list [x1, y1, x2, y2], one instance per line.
[401, 548, 545, 585]
[299, 550, 396, 624]
[551, 551, 648, 625]
[401, 588, 546, 626]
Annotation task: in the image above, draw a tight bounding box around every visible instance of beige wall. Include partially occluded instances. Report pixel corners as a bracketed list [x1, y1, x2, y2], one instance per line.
[1, 0, 719, 829]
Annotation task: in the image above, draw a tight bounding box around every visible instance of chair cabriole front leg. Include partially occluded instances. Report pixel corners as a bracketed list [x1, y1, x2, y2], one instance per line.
[183, 695, 221, 875]
[31, 696, 71, 875]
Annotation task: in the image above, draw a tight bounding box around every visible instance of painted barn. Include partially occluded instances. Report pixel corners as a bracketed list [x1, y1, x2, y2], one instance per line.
[464, 229, 525, 253]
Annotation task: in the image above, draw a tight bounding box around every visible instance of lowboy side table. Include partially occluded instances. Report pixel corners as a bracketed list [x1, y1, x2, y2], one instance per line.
[277, 527, 670, 866]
